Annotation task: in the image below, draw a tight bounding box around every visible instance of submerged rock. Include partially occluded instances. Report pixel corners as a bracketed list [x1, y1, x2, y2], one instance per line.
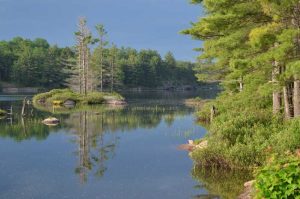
[42, 117, 60, 126]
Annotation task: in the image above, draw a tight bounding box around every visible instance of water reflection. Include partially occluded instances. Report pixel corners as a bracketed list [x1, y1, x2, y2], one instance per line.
[191, 166, 252, 199]
[0, 99, 194, 183]
[68, 111, 119, 183]
[0, 91, 226, 198]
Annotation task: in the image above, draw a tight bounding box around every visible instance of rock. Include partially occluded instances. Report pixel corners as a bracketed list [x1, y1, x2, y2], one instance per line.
[177, 144, 194, 151]
[244, 180, 255, 187]
[238, 180, 255, 199]
[38, 98, 46, 104]
[107, 99, 127, 105]
[178, 140, 208, 151]
[42, 117, 60, 126]
[188, 140, 194, 145]
[64, 100, 76, 108]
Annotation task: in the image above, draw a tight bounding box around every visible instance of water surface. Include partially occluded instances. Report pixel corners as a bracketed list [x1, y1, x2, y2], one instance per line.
[0, 90, 243, 199]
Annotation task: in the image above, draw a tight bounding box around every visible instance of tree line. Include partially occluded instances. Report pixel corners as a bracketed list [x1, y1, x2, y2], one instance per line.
[0, 37, 73, 88]
[0, 18, 197, 91]
[184, 1, 300, 197]
[184, 0, 300, 119]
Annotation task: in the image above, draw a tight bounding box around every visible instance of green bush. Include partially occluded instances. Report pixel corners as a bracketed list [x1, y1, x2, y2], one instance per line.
[190, 83, 300, 168]
[33, 89, 73, 103]
[81, 92, 105, 104]
[47, 90, 80, 103]
[255, 155, 300, 199]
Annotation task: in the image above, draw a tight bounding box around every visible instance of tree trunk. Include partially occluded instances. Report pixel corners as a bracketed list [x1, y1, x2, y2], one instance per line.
[283, 84, 294, 119]
[294, 79, 300, 117]
[83, 47, 87, 96]
[111, 57, 114, 92]
[273, 92, 281, 114]
[100, 51, 103, 92]
[272, 63, 281, 114]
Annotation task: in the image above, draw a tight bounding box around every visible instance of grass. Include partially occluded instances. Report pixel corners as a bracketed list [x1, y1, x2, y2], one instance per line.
[33, 89, 124, 106]
[190, 86, 300, 169]
[189, 78, 300, 198]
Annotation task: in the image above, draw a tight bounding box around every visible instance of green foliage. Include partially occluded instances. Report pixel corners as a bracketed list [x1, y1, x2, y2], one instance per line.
[33, 89, 124, 106]
[47, 90, 81, 103]
[255, 155, 300, 199]
[81, 92, 106, 104]
[185, 0, 300, 197]
[0, 35, 197, 90]
[0, 37, 73, 88]
[33, 89, 76, 103]
[190, 85, 299, 168]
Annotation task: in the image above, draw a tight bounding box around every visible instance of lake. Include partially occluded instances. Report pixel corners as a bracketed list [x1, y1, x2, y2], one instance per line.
[0, 90, 247, 199]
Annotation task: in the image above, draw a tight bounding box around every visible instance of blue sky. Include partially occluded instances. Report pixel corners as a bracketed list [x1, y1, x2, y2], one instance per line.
[0, 0, 203, 61]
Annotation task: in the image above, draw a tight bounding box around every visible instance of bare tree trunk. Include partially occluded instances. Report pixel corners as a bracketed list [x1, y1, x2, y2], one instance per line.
[111, 57, 114, 92]
[21, 97, 27, 116]
[283, 84, 294, 119]
[84, 47, 88, 96]
[272, 63, 281, 114]
[79, 42, 83, 94]
[100, 53, 103, 92]
[294, 79, 300, 117]
[273, 92, 281, 114]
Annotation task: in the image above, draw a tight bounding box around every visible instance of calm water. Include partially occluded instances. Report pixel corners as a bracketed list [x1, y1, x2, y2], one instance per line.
[0, 90, 247, 199]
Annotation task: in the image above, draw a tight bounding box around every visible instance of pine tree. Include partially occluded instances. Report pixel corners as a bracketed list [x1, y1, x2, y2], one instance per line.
[95, 24, 108, 92]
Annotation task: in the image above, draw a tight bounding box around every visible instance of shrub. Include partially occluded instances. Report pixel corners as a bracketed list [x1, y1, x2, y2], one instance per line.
[47, 90, 80, 103]
[255, 155, 300, 199]
[82, 92, 105, 104]
[33, 88, 73, 103]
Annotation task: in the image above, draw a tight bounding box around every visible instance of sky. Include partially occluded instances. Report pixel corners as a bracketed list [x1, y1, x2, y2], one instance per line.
[0, 0, 203, 61]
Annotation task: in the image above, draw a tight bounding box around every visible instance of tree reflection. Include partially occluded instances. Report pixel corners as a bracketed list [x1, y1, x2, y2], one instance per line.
[1, 102, 193, 183]
[63, 105, 192, 183]
[69, 111, 119, 183]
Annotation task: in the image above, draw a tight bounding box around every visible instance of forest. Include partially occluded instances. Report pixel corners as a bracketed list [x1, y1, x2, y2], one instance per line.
[0, 28, 197, 90]
[184, 0, 300, 198]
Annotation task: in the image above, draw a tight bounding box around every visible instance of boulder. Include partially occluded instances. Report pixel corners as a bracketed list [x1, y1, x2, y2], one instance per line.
[64, 100, 76, 108]
[42, 117, 60, 126]
[38, 98, 46, 104]
[178, 140, 208, 151]
[107, 99, 127, 105]
[238, 180, 255, 199]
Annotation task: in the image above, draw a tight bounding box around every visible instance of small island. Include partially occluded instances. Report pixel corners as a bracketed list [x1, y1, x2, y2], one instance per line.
[33, 89, 126, 108]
